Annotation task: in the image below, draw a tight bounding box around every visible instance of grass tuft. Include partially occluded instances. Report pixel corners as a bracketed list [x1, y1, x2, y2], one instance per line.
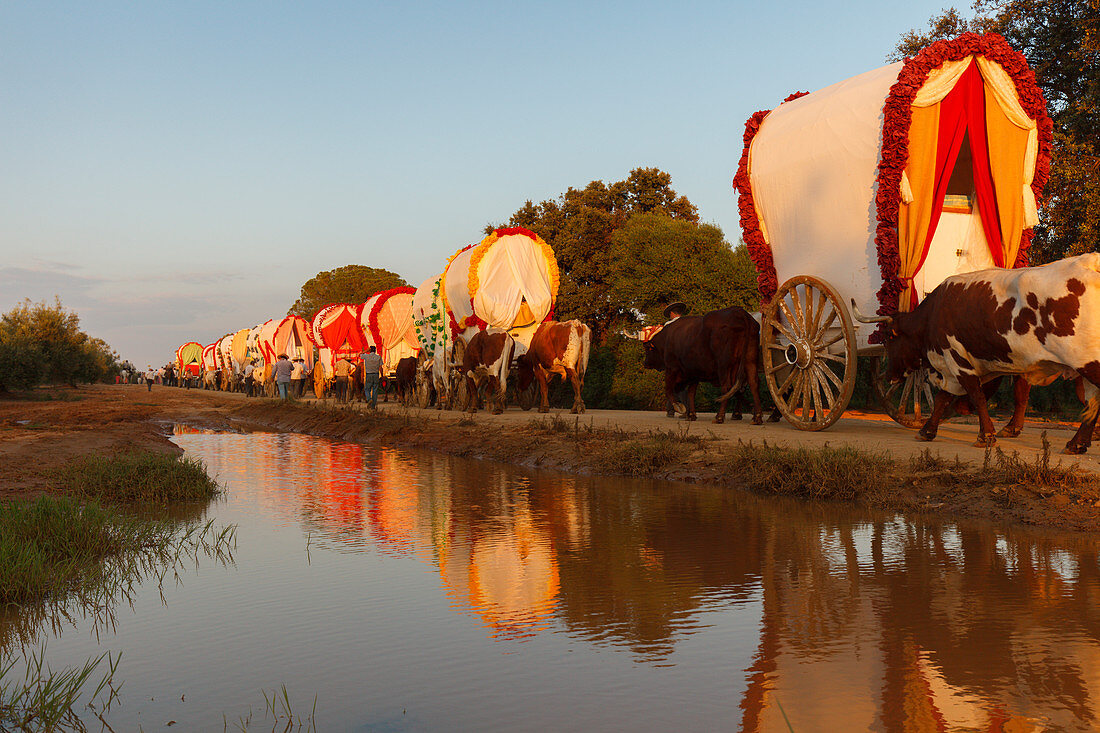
[50, 451, 221, 504]
[728, 440, 894, 501]
[597, 433, 691, 476]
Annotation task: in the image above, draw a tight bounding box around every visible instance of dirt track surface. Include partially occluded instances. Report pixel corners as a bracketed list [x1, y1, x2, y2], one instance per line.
[3, 384, 1100, 531]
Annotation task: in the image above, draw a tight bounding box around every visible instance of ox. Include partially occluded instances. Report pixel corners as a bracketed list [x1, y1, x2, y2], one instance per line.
[854, 253, 1100, 453]
[516, 320, 592, 414]
[642, 306, 764, 424]
[462, 330, 515, 414]
[395, 356, 418, 407]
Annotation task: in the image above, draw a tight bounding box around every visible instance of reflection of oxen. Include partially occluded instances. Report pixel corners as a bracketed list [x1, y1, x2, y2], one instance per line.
[516, 320, 591, 414]
[642, 306, 764, 424]
[462, 331, 515, 414]
[855, 253, 1100, 452]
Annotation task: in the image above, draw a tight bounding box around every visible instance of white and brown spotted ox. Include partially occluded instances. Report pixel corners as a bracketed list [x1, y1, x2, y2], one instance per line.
[855, 253, 1100, 453]
[462, 330, 515, 414]
[516, 320, 591, 414]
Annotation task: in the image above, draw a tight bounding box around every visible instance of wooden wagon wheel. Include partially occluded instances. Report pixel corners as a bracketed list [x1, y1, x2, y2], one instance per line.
[870, 357, 936, 429]
[761, 275, 857, 431]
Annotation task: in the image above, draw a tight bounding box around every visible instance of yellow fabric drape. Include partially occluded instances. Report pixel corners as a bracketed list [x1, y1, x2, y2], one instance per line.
[897, 104, 941, 311]
[983, 84, 1030, 268]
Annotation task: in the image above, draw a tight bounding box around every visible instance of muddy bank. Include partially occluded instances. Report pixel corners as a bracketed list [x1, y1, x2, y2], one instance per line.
[223, 399, 1100, 534]
[4, 385, 1100, 532]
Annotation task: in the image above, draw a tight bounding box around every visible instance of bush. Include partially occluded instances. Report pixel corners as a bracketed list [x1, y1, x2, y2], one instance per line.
[0, 299, 119, 391]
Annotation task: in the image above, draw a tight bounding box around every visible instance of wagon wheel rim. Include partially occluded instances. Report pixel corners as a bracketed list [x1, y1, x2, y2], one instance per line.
[871, 357, 935, 429]
[761, 275, 857, 431]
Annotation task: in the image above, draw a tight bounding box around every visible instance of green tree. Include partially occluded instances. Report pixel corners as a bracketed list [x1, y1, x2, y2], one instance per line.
[492, 167, 756, 341]
[289, 265, 408, 318]
[0, 299, 119, 391]
[891, 1, 1100, 262]
[607, 212, 759, 325]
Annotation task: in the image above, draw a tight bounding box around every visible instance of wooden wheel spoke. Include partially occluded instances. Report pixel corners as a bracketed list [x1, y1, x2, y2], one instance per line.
[814, 364, 838, 408]
[801, 368, 812, 418]
[789, 288, 806, 336]
[818, 306, 838, 335]
[809, 368, 825, 421]
[809, 289, 827, 339]
[817, 351, 848, 366]
[777, 299, 802, 340]
[815, 361, 845, 393]
[817, 330, 846, 350]
[766, 362, 787, 376]
[771, 319, 798, 345]
[778, 364, 800, 395]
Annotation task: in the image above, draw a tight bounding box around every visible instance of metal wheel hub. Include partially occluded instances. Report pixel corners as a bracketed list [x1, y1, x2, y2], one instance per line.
[784, 341, 814, 369]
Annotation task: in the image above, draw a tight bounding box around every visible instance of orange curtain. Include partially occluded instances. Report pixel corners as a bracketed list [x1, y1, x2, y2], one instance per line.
[897, 104, 940, 311]
[984, 84, 1030, 268]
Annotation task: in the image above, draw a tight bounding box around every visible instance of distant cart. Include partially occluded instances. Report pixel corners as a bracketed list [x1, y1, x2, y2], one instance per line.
[734, 33, 1051, 431]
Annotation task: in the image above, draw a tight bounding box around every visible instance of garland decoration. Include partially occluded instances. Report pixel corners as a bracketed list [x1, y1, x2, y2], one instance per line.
[732, 91, 808, 303]
[468, 226, 560, 326]
[870, 32, 1051, 338]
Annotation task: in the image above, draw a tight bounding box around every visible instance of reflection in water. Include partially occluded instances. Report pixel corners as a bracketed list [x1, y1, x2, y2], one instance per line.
[14, 429, 1100, 730]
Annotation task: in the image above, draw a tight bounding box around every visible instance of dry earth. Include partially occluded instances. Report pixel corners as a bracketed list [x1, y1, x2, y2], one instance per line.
[3, 383, 1100, 531]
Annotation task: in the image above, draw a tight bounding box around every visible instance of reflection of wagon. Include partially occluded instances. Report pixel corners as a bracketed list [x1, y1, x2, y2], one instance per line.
[412, 227, 559, 409]
[734, 33, 1051, 431]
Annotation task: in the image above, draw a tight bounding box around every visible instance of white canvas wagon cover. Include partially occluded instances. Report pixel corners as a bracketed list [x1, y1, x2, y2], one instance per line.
[734, 33, 1051, 327]
[441, 227, 559, 339]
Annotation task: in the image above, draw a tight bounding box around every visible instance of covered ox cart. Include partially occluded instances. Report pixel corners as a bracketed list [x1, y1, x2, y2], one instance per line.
[175, 342, 203, 382]
[413, 227, 559, 409]
[359, 286, 420, 377]
[734, 33, 1050, 430]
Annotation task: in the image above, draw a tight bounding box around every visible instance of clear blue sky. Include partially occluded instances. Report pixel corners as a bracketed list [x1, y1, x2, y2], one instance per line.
[0, 1, 952, 368]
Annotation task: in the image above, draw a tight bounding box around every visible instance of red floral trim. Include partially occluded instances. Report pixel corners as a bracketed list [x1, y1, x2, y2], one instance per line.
[366, 286, 417, 344]
[493, 226, 539, 239]
[871, 32, 1052, 337]
[733, 91, 808, 303]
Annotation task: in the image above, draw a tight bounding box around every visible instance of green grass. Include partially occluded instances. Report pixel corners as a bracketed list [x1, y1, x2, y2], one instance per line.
[0, 496, 173, 607]
[1, 647, 121, 731]
[728, 440, 894, 501]
[50, 451, 221, 504]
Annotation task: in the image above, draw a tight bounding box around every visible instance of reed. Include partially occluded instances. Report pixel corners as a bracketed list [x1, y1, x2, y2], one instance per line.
[0, 647, 121, 731]
[50, 451, 221, 504]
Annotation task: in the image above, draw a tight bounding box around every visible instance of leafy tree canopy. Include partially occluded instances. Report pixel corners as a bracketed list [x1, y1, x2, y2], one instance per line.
[607, 212, 759, 325]
[891, 0, 1100, 262]
[0, 298, 119, 391]
[289, 265, 407, 318]
[491, 167, 756, 340]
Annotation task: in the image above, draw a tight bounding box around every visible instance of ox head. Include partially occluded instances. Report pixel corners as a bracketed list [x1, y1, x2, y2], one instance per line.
[851, 300, 925, 384]
[641, 338, 663, 370]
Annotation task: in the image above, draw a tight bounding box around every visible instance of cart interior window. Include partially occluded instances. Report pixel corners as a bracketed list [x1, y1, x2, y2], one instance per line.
[944, 132, 975, 213]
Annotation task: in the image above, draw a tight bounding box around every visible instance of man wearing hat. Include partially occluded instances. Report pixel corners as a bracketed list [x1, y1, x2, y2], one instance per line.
[661, 301, 690, 417]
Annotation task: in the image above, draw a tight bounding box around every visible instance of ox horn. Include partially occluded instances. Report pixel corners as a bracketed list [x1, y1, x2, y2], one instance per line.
[850, 299, 893, 325]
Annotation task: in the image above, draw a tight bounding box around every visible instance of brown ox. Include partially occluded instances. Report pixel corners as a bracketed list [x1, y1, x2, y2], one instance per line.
[516, 320, 591, 414]
[854, 253, 1100, 453]
[462, 331, 515, 414]
[395, 356, 418, 407]
[641, 306, 764, 424]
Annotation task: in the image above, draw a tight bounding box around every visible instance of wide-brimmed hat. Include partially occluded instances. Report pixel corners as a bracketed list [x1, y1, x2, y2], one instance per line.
[663, 301, 689, 319]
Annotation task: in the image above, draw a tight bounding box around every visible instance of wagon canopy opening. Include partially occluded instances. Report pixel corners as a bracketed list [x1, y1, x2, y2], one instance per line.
[360, 286, 420, 373]
[736, 33, 1051, 318]
[310, 303, 367, 360]
[274, 315, 316, 371]
[175, 341, 203, 377]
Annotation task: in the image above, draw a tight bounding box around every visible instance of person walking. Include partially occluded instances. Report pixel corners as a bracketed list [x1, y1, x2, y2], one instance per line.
[145, 366, 156, 392]
[273, 354, 293, 400]
[290, 358, 305, 399]
[243, 360, 255, 397]
[333, 357, 354, 403]
[360, 346, 383, 408]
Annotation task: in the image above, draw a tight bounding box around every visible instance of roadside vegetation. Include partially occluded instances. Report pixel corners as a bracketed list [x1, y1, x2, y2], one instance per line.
[0, 451, 231, 730]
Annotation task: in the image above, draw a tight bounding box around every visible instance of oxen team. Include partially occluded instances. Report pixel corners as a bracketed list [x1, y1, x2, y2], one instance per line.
[855, 252, 1100, 455]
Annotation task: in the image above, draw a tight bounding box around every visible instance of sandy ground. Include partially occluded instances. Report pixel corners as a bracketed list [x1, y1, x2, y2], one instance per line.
[3, 383, 1100, 530]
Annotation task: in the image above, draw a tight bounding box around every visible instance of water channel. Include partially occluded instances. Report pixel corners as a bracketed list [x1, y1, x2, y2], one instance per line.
[7, 428, 1100, 730]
